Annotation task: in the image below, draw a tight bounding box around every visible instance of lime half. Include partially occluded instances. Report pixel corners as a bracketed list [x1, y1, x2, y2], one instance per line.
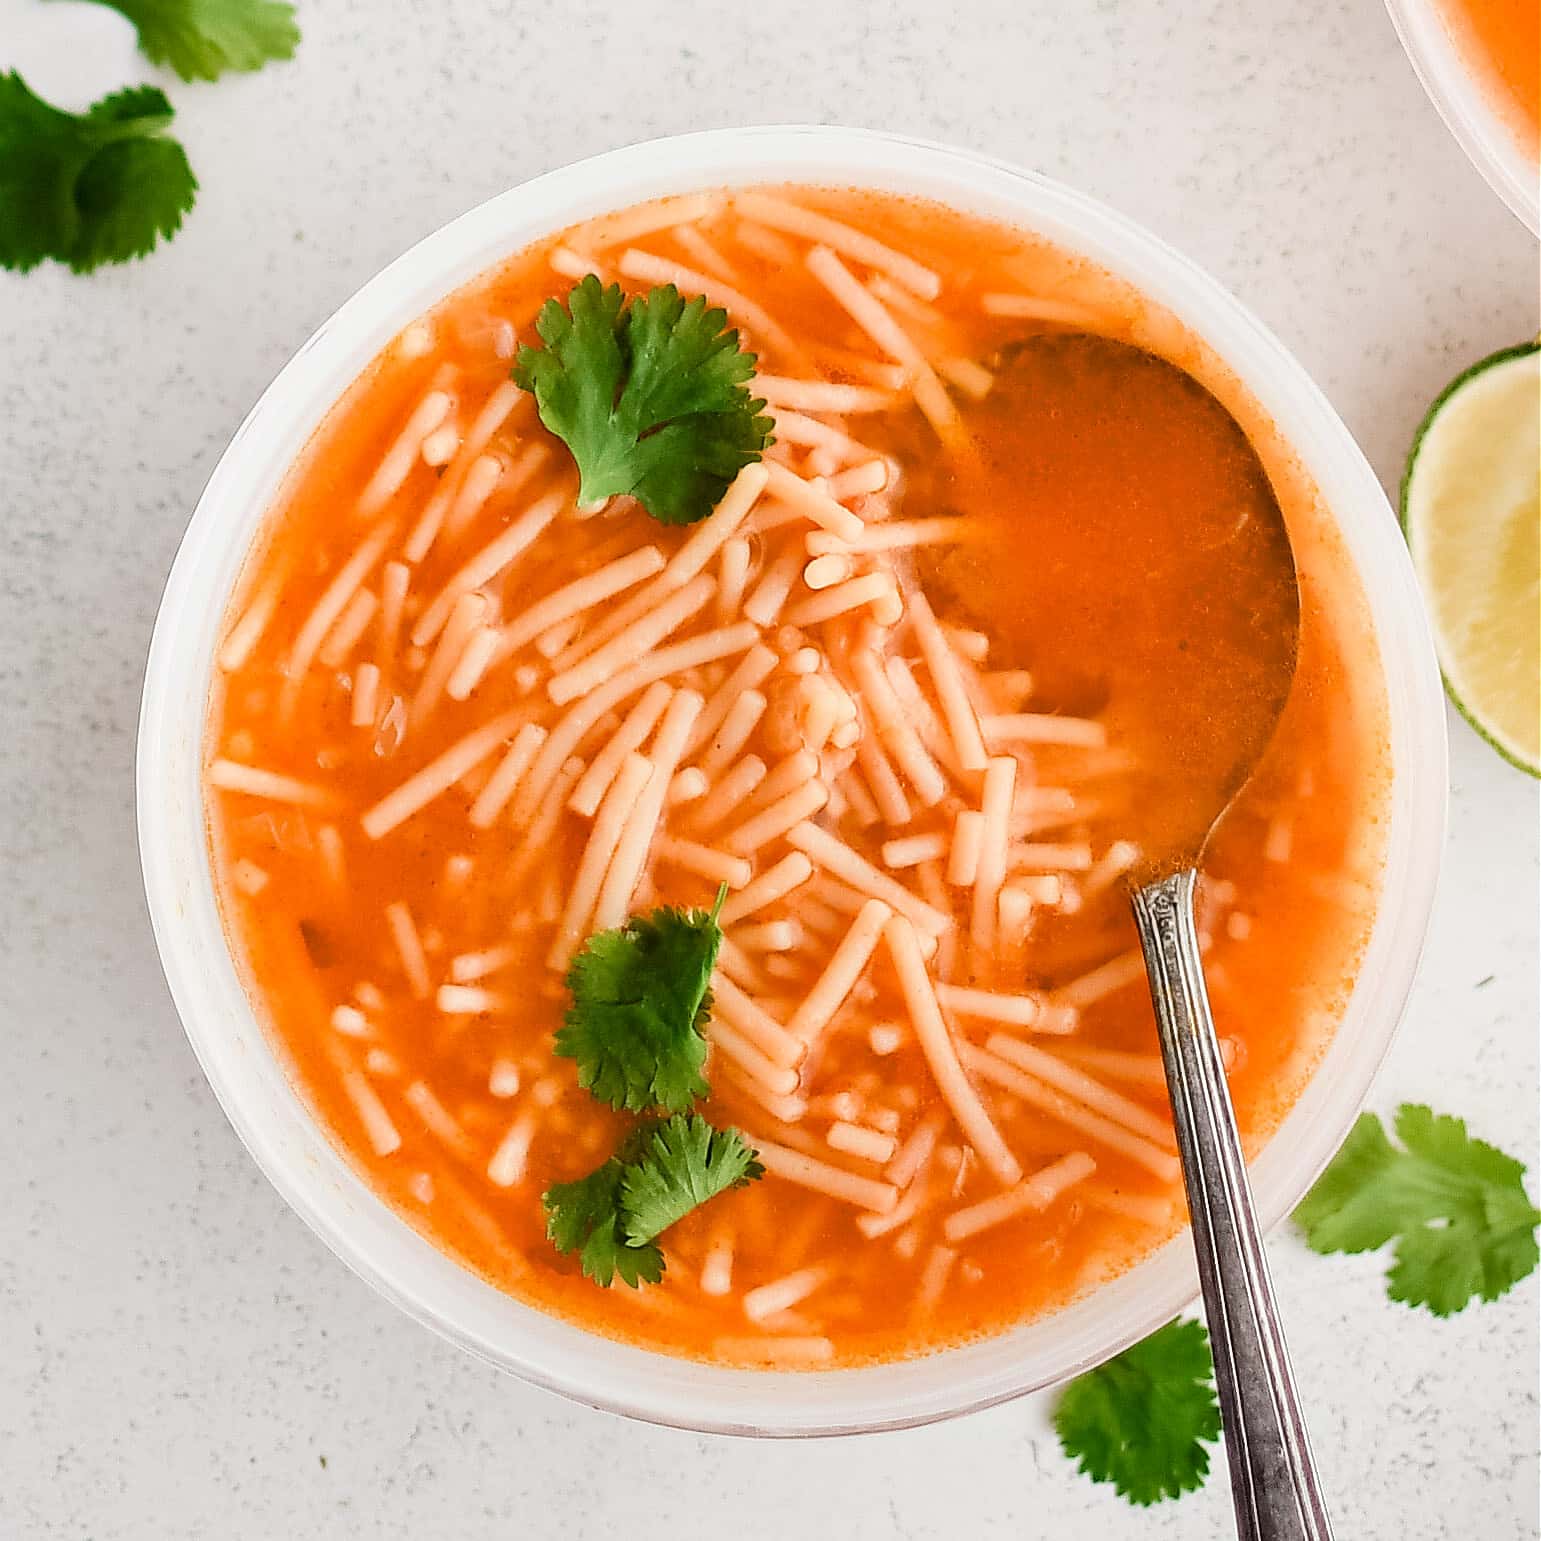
[1401, 342, 1540, 776]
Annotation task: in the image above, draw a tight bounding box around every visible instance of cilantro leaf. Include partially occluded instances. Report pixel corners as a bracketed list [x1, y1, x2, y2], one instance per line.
[90, 0, 300, 82]
[1054, 1319, 1221, 1506]
[554, 899, 723, 1113]
[0, 75, 196, 274]
[543, 1115, 761, 1287]
[619, 1114, 762, 1245]
[514, 276, 773, 525]
[1295, 1103, 1541, 1316]
[542, 1152, 664, 1289]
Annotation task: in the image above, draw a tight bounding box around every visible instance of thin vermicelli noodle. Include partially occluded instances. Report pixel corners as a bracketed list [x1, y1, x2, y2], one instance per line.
[204, 184, 1388, 1367]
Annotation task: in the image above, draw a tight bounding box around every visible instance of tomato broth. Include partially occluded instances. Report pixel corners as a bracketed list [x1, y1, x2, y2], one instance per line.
[1439, 0, 1540, 157]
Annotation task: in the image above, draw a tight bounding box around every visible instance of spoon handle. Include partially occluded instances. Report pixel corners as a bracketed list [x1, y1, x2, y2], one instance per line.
[1131, 869, 1333, 1541]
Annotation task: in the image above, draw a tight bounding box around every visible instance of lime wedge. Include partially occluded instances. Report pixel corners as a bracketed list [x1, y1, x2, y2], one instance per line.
[1401, 342, 1540, 776]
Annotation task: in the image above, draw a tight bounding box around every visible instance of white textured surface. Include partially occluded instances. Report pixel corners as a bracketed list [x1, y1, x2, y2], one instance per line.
[2, 3, 1537, 1536]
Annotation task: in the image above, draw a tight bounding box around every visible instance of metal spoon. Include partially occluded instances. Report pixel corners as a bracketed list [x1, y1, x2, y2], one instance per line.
[953, 334, 1331, 1540]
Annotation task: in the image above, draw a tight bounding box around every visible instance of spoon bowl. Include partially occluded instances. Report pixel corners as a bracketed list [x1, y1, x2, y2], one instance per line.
[924, 332, 1301, 869]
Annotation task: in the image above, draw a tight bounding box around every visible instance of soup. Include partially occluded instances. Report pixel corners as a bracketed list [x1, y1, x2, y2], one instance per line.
[1438, 0, 1540, 157]
[204, 187, 1389, 1367]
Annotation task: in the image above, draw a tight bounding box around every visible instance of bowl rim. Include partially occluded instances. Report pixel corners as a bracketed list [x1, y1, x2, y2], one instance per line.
[137, 124, 1449, 1437]
[1382, 0, 1539, 234]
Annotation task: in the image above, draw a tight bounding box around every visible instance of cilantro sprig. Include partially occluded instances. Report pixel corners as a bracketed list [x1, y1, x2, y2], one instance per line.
[543, 895, 762, 1288]
[89, 0, 299, 81]
[543, 1135, 663, 1289]
[1054, 1319, 1222, 1506]
[513, 276, 774, 525]
[544, 1114, 761, 1288]
[554, 897, 723, 1113]
[619, 1111, 763, 1243]
[0, 75, 197, 274]
[2, 1, 297, 275]
[1295, 1103, 1541, 1316]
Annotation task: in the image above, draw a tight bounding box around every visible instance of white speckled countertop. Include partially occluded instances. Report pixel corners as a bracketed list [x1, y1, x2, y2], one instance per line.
[2, 3, 1537, 1536]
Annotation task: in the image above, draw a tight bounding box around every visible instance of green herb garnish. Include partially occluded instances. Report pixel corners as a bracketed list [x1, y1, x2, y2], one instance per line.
[618, 1111, 764, 1244]
[1054, 1319, 1222, 1506]
[545, 893, 758, 1287]
[513, 275, 773, 525]
[0, 75, 197, 274]
[1295, 1103, 1541, 1316]
[543, 1114, 761, 1288]
[554, 896, 724, 1113]
[543, 1140, 664, 1289]
[89, 0, 299, 80]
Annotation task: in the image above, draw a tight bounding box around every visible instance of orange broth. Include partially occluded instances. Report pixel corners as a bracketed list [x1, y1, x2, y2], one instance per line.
[204, 187, 1390, 1367]
[1438, 0, 1540, 156]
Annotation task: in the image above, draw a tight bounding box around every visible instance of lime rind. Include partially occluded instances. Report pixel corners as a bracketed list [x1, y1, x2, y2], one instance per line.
[1400, 340, 1540, 778]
